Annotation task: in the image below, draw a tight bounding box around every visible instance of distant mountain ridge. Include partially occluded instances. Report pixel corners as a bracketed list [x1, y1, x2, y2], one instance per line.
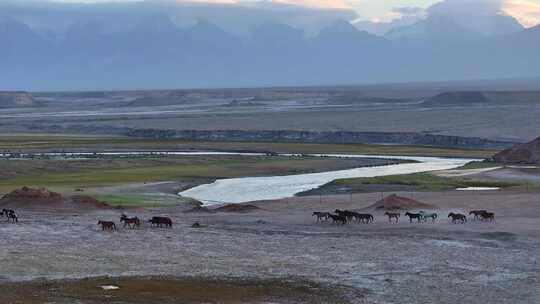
[1, 13, 539, 90]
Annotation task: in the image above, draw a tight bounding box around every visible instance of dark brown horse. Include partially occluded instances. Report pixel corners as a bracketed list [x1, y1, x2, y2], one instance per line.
[479, 211, 495, 222]
[469, 210, 487, 221]
[448, 213, 467, 224]
[120, 214, 140, 229]
[354, 213, 374, 224]
[384, 212, 400, 223]
[98, 220, 116, 231]
[328, 214, 347, 225]
[405, 212, 423, 223]
[149, 216, 173, 228]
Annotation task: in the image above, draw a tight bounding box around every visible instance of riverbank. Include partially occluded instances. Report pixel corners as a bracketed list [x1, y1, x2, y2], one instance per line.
[0, 154, 403, 200]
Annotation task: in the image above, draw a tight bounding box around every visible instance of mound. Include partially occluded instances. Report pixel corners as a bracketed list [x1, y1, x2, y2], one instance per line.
[70, 195, 111, 209]
[422, 92, 490, 107]
[213, 204, 262, 213]
[183, 206, 214, 214]
[0, 187, 64, 206]
[493, 137, 540, 165]
[367, 194, 434, 211]
[0, 91, 36, 108]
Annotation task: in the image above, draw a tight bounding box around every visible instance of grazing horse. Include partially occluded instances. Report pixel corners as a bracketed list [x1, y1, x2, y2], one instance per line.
[384, 212, 400, 223]
[419, 211, 438, 223]
[405, 212, 423, 223]
[354, 213, 374, 224]
[98, 221, 116, 231]
[120, 214, 140, 229]
[312, 212, 331, 222]
[469, 210, 488, 221]
[149, 216, 173, 228]
[328, 214, 347, 225]
[479, 211, 495, 222]
[448, 213, 467, 224]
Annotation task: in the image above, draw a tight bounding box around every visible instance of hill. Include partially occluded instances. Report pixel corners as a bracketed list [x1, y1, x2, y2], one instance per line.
[0, 91, 36, 108]
[493, 137, 540, 165]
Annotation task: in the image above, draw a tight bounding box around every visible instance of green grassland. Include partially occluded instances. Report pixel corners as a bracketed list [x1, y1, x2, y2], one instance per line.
[0, 155, 393, 193]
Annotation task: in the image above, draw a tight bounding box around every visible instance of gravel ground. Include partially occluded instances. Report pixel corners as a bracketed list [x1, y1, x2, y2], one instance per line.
[1, 190, 540, 303]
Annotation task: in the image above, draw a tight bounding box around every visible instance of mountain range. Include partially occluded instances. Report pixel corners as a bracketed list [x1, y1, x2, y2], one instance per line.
[1, 13, 539, 91]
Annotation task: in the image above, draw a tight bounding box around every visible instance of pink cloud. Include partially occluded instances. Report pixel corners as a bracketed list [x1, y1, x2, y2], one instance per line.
[503, 0, 540, 27]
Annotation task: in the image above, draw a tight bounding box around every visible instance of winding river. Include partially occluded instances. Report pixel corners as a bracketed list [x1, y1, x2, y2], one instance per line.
[179, 154, 476, 206]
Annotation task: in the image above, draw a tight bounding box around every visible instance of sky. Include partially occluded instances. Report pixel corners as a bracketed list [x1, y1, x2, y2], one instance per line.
[17, 0, 540, 27]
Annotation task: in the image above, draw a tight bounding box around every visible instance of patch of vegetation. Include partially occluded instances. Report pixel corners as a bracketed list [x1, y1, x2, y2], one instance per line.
[0, 134, 497, 158]
[305, 172, 520, 195]
[94, 194, 162, 207]
[456, 161, 501, 170]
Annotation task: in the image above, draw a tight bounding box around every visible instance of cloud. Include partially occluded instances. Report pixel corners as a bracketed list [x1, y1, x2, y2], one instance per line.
[503, 0, 540, 27]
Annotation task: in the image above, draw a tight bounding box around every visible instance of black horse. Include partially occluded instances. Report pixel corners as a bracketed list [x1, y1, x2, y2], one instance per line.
[98, 220, 116, 231]
[469, 210, 487, 221]
[448, 213, 467, 224]
[149, 216, 173, 228]
[312, 212, 331, 222]
[328, 214, 347, 225]
[1, 209, 15, 218]
[6, 211, 18, 223]
[335, 209, 356, 222]
[405, 212, 423, 223]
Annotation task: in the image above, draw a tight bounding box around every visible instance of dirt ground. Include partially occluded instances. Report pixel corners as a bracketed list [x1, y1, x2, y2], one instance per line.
[1, 190, 540, 303]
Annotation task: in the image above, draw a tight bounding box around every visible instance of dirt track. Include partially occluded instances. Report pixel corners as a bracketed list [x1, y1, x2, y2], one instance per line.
[1, 190, 540, 303]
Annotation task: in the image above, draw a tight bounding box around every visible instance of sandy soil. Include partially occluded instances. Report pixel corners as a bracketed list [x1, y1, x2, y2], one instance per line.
[1, 190, 540, 303]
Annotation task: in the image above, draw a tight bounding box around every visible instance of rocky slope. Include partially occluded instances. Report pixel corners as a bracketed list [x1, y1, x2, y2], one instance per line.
[493, 137, 540, 165]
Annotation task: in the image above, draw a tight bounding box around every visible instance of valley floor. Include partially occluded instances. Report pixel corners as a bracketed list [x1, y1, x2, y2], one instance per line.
[1, 190, 540, 303]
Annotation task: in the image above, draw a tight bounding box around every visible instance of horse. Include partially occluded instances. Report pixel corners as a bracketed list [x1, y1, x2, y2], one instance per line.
[384, 212, 400, 223]
[1, 209, 15, 218]
[354, 213, 374, 224]
[448, 213, 467, 224]
[149, 216, 173, 228]
[312, 212, 331, 222]
[98, 221, 116, 231]
[328, 214, 347, 225]
[6, 211, 18, 223]
[335, 209, 356, 222]
[405, 212, 423, 223]
[120, 214, 140, 229]
[479, 211, 495, 222]
[419, 211, 438, 223]
[469, 210, 488, 221]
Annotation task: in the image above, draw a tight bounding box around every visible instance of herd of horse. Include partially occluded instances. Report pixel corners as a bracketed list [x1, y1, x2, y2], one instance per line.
[98, 214, 173, 231]
[313, 209, 495, 225]
[1, 209, 18, 223]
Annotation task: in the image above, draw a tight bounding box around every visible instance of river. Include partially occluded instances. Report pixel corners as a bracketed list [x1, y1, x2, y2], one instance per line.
[179, 154, 476, 205]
